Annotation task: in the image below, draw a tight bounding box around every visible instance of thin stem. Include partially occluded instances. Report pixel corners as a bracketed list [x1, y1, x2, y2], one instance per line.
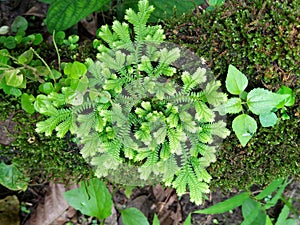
[52, 30, 61, 72]
[30, 47, 56, 83]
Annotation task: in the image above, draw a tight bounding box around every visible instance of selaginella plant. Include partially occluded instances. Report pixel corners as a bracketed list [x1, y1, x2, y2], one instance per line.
[34, 0, 229, 204]
[216, 65, 291, 147]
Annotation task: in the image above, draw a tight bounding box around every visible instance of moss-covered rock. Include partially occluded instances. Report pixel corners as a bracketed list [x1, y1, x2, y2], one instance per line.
[0, 92, 93, 184]
[165, 0, 300, 88]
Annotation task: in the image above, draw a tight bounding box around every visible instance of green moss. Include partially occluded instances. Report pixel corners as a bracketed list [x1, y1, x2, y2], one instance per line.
[164, 0, 300, 88]
[208, 97, 300, 191]
[0, 91, 93, 184]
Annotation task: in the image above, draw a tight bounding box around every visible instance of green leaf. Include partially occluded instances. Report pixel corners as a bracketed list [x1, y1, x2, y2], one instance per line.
[152, 214, 160, 225]
[241, 199, 266, 225]
[4, 69, 23, 87]
[264, 179, 288, 210]
[0, 25, 9, 35]
[266, 215, 273, 225]
[216, 97, 243, 115]
[4, 36, 17, 49]
[232, 114, 257, 147]
[247, 88, 289, 115]
[64, 61, 87, 79]
[45, 0, 111, 32]
[275, 200, 291, 225]
[276, 86, 295, 107]
[0, 49, 10, 66]
[259, 112, 278, 127]
[64, 178, 113, 220]
[21, 93, 36, 114]
[121, 207, 150, 225]
[39, 82, 54, 94]
[0, 162, 29, 191]
[11, 16, 28, 33]
[33, 33, 43, 45]
[183, 214, 191, 225]
[0, 79, 22, 97]
[194, 192, 251, 214]
[255, 178, 284, 200]
[18, 50, 33, 64]
[226, 65, 248, 95]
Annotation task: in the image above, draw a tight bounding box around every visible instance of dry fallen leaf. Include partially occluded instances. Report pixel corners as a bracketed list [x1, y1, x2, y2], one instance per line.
[25, 183, 78, 225]
[0, 195, 20, 225]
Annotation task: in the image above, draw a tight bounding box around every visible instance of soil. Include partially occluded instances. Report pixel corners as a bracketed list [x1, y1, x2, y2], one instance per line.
[0, 1, 299, 225]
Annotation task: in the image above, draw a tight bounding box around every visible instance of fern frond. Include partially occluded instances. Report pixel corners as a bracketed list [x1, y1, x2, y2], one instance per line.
[112, 21, 132, 45]
[35, 108, 72, 136]
[92, 153, 121, 177]
[204, 80, 227, 106]
[195, 101, 215, 122]
[80, 133, 102, 158]
[97, 25, 119, 49]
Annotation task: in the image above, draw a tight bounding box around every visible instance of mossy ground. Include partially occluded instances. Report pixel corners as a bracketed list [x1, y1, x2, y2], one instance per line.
[0, 92, 93, 184]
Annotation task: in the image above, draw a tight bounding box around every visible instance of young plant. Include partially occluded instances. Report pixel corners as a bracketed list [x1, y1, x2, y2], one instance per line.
[189, 178, 299, 225]
[34, 0, 229, 205]
[216, 65, 290, 146]
[64, 178, 150, 225]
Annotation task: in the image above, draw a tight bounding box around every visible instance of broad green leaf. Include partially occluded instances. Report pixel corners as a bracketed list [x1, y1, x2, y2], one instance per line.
[64, 178, 113, 220]
[183, 214, 191, 225]
[285, 219, 298, 225]
[0, 79, 22, 97]
[255, 178, 284, 200]
[264, 179, 288, 209]
[0, 49, 10, 67]
[64, 61, 87, 79]
[275, 200, 291, 225]
[232, 114, 257, 147]
[259, 112, 278, 127]
[226, 65, 248, 95]
[11, 16, 28, 33]
[266, 215, 273, 225]
[242, 198, 261, 219]
[0, 162, 29, 191]
[276, 86, 296, 107]
[194, 192, 250, 214]
[118, 0, 205, 23]
[216, 97, 243, 115]
[45, 0, 111, 32]
[39, 82, 54, 94]
[4, 36, 16, 49]
[247, 88, 289, 115]
[241, 199, 266, 225]
[4, 69, 23, 87]
[152, 214, 160, 225]
[21, 93, 35, 114]
[121, 207, 150, 225]
[33, 33, 43, 45]
[18, 50, 33, 64]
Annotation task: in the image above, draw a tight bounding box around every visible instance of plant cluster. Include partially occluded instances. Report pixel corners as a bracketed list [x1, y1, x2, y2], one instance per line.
[33, 0, 230, 205]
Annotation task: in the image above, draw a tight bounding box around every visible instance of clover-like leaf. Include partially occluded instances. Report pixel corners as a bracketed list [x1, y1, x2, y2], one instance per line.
[247, 88, 289, 115]
[232, 114, 257, 147]
[226, 65, 248, 95]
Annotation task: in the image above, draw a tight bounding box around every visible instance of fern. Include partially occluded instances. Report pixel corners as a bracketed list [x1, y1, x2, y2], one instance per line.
[34, 0, 230, 205]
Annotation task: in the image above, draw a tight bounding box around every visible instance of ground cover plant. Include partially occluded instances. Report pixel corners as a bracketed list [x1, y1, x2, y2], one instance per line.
[0, 0, 299, 224]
